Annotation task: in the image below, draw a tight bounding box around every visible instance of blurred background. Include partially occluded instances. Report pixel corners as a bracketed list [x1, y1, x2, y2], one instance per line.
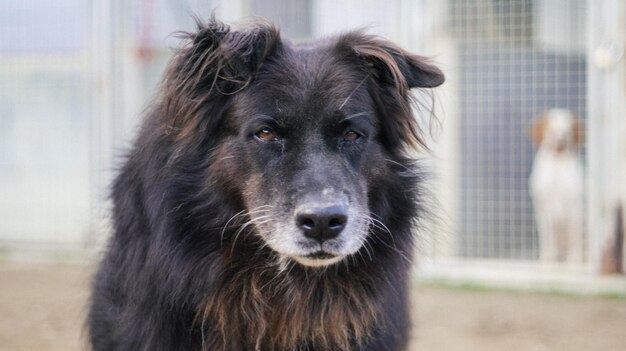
[1, 0, 625, 350]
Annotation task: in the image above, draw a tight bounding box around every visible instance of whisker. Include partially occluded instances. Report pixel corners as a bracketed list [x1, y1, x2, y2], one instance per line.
[356, 213, 396, 248]
[368, 230, 412, 264]
[359, 239, 373, 261]
[229, 222, 254, 256]
[370, 218, 396, 247]
[340, 111, 370, 122]
[338, 74, 369, 110]
[355, 213, 411, 264]
[229, 215, 274, 256]
[219, 206, 273, 247]
[383, 158, 419, 176]
[356, 248, 366, 264]
[220, 208, 248, 247]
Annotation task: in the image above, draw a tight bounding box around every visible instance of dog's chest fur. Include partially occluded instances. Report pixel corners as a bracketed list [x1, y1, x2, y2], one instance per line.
[530, 149, 583, 214]
[200, 263, 384, 350]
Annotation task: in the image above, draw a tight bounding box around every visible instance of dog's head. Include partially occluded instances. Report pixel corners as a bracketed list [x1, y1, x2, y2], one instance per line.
[162, 19, 444, 267]
[531, 109, 584, 153]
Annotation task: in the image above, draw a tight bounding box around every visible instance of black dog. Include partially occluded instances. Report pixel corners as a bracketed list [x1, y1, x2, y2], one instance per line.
[88, 18, 443, 351]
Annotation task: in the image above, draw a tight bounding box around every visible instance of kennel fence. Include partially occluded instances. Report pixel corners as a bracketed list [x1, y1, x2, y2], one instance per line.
[420, 0, 626, 292]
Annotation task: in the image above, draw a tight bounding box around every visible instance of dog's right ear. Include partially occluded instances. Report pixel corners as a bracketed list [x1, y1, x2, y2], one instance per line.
[572, 118, 585, 147]
[162, 18, 280, 139]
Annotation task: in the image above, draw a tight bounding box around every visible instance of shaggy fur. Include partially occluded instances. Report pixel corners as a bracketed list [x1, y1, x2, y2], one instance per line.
[88, 18, 444, 351]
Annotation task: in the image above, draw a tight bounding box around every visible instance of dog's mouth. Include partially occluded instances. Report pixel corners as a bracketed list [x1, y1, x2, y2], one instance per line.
[306, 251, 336, 260]
[290, 251, 344, 267]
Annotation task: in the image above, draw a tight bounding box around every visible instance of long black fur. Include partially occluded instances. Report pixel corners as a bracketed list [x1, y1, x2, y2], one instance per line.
[88, 17, 443, 351]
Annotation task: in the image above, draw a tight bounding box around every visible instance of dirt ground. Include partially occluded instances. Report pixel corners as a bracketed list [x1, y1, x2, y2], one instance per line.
[0, 263, 625, 351]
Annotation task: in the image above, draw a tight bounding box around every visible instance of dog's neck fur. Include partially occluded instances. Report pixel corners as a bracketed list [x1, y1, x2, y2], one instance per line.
[199, 250, 391, 351]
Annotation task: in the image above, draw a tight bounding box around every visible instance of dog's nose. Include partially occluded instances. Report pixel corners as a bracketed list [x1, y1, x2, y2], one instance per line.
[295, 205, 347, 242]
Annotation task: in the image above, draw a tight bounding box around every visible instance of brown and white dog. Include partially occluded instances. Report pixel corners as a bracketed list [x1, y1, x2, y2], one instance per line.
[529, 109, 584, 263]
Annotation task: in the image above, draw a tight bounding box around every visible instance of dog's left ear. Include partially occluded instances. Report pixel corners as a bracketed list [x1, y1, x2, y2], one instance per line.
[336, 32, 444, 151]
[530, 112, 548, 146]
[338, 33, 444, 94]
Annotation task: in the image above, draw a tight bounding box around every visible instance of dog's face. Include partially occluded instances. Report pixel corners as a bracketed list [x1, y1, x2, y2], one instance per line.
[165, 21, 444, 267]
[532, 109, 584, 152]
[229, 60, 379, 267]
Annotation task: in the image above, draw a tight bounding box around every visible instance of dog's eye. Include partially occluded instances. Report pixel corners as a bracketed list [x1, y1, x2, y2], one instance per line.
[343, 130, 361, 142]
[255, 128, 279, 142]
